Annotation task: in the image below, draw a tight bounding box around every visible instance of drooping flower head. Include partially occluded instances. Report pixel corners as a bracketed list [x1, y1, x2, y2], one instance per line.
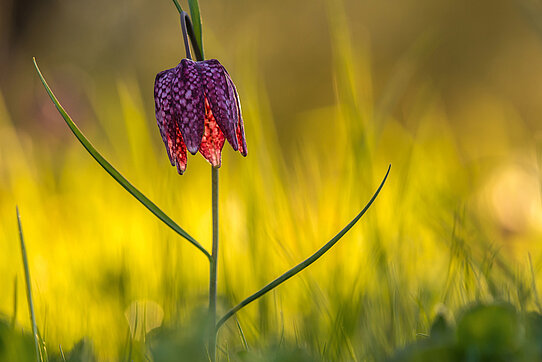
[154, 59, 247, 174]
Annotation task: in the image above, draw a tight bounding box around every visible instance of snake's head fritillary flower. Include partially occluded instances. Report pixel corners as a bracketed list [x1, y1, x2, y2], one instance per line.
[154, 59, 247, 174]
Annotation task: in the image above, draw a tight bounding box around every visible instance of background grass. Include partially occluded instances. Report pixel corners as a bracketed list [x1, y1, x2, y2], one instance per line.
[2, 0, 542, 360]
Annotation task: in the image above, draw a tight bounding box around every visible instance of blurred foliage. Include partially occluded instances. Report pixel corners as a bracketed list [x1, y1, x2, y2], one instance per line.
[390, 303, 542, 362]
[0, 318, 36, 361]
[2, 0, 542, 360]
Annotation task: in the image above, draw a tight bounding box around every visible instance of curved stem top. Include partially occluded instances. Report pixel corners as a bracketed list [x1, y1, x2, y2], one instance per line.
[179, 11, 204, 61]
[173, 1, 204, 61]
[171, 0, 183, 14]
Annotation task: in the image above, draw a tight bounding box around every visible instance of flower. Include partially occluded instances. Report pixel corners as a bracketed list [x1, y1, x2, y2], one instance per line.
[154, 59, 247, 174]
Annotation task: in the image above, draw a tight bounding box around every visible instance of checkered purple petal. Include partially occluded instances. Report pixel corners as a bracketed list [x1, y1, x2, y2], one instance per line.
[154, 68, 188, 174]
[225, 71, 247, 156]
[195, 59, 239, 151]
[172, 59, 205, 155]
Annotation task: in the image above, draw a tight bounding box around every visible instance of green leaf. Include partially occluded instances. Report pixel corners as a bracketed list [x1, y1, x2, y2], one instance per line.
[456, 304, 520, 356]
[188, 0, 204, 59]
[216, 165, 391, 331]
[33, 58, 211, 261]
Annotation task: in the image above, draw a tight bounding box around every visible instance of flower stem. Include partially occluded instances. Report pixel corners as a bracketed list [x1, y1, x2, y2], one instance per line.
[209, 166, 219, 361]
[179, 11, 204, 61]
[171, 0, 183, 14]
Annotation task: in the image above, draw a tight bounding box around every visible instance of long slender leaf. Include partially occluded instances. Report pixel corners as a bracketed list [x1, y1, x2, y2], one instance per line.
[188, 0, 204, 59]
[16, 207, 41, 362]
[529, 253, 542, 313]
[11, 276, 17, 329]
[33, 58, 211, 261]
[59, 345, 66, 362]
[216, 165, 391, 330]
[236, 319, 249, 351]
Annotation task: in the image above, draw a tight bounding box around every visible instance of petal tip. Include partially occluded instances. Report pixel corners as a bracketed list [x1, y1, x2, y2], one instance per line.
[230, 138, 239, 151]
[186, 143, 199, 155]
[175, 161, 187, 175]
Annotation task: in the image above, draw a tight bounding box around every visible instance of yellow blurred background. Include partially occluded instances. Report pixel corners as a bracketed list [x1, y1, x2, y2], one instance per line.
[1, 0, 542, 359]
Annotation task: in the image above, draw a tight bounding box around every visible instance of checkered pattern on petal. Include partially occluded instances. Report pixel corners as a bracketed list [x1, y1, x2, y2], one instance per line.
[154, 58, 247, 174]
[195, 59, 239, 151]
[199, 97, 225, 167]
[172, 59, 205, 155]
[225, 71, 247, 156]
[154, 68, 188, 174]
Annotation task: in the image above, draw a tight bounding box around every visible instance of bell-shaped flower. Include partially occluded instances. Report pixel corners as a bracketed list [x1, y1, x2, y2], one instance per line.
[154, 59, 247, 174]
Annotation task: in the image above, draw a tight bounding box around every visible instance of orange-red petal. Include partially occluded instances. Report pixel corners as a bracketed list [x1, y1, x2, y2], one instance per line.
[199, 97, 225, 167]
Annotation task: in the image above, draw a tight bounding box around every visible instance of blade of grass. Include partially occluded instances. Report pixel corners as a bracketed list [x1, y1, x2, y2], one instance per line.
[59, 345, 66, 362]
[33, 58, 211, 261]
[216, 165, 391, 331]
[128, 309, 135, 362]
[16, 207, 41, 362]
[187, 0, 204, 59]
[38, 333, 48, 362]
[529, 253, 542, 313]
[236, 319, 249, 351]
[11, 276, 17, 329]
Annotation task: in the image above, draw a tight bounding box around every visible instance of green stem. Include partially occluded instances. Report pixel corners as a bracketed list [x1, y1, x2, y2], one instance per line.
[171, 0, 183, 14]
[172, 0, 204, 59]
[179, 11, 204, 62]
[209, 166, 219, 361]
[216, 165, 391, 331]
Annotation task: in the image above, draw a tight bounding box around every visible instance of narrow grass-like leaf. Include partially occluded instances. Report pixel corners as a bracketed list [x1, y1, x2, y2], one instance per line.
[11, 276, 17, 329]
[216, 165, 391, 330]
[529, 253, 542, 313]
[16, 207, 41, 362]
[59, 345, 66, 362]
[33, 58, 211, 261]
[128, 308, 135, 362]
[188, 0, 204, 59]
[236, 319, 249, 351]
[38, 333, 48, 362]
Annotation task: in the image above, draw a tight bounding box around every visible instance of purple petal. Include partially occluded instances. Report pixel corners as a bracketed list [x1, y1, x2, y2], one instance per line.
[195, 59, 239, 151]
[172, 59, 205, 155]
[225, 71, 247, 156]
[154, 69, 176, 165]
[154, 68, 188, 174]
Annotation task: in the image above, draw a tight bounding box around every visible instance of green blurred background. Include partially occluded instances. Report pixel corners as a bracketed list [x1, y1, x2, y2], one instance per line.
[2, 0, 542, 360]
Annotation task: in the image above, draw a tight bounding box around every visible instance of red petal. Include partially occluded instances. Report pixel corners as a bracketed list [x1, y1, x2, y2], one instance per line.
[161, 114, 188, 174]
[199, 97, 225, 167]
[195, 60, 239, 151]
[172, 125, 188, 174]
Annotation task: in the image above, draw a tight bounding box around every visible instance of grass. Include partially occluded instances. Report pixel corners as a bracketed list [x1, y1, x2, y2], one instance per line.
[16, 207, 40, 362]
[1, 1, 542, 360]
